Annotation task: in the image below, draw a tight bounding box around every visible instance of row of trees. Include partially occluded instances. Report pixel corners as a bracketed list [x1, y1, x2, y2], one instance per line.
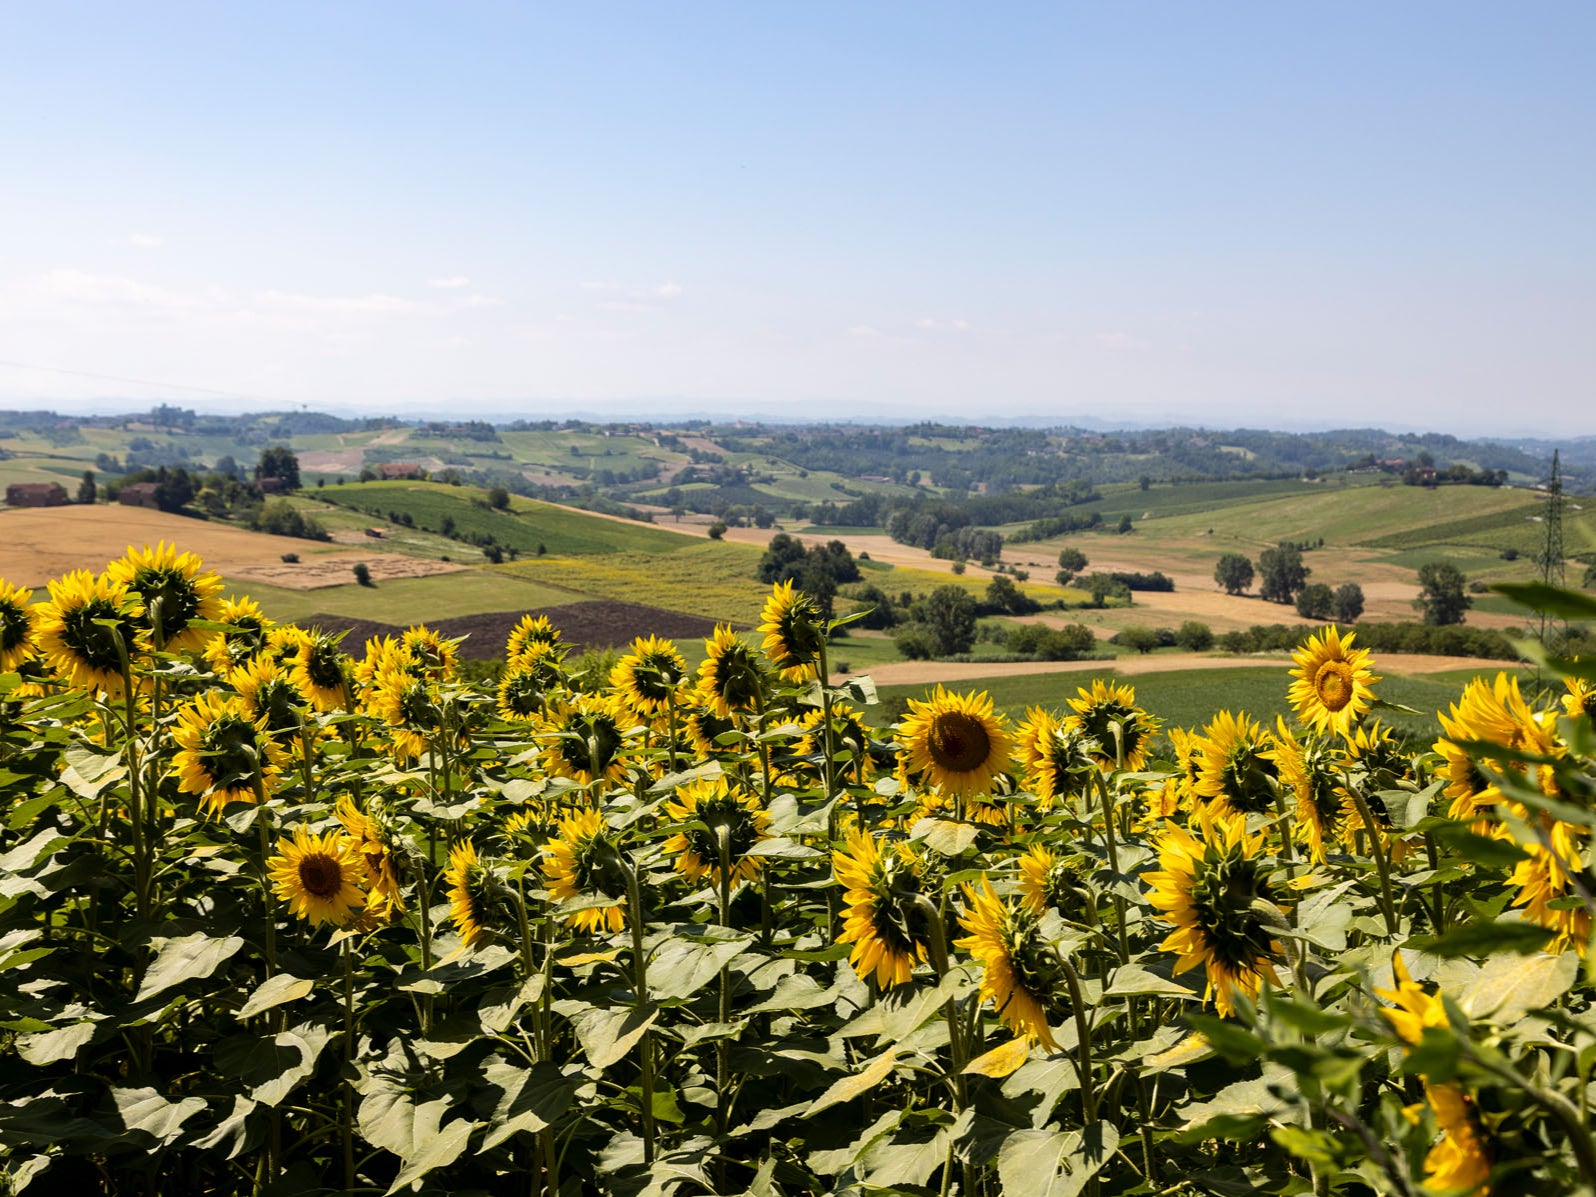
[1214, 547, 1471, 625]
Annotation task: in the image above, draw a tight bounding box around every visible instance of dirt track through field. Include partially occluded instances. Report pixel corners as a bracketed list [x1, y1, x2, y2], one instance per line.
[842, 651, 1511, 688]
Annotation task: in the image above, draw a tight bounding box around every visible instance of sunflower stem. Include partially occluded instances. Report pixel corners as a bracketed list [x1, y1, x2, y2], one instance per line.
[623, 856, 657, 1163]
[715, 826, 733, 1143]
[1056, 950, 1097, 1122]
[914, 896, 968, 1111]
[1092, 774, 1131, 966]
[341, 937, 356, 1195]
[1345, 775, 1399, 936]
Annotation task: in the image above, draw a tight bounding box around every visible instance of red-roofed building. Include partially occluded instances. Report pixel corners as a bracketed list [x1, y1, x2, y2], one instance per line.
[5, 482, 68, 507]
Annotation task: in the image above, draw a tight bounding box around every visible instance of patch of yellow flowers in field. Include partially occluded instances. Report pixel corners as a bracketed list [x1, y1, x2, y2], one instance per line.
[3, 544, 1596, 1196]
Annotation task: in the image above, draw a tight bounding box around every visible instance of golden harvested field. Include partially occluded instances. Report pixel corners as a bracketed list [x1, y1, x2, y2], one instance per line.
[0, 504, 464, 590]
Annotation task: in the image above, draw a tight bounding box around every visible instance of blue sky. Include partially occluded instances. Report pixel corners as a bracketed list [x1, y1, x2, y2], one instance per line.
[1, 3, 1592, 433]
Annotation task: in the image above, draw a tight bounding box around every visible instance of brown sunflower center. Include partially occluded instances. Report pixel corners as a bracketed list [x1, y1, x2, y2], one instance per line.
[298, 854, 344, 899]
[1313, 661, 1355, 711]
[928, 711, 991, 773]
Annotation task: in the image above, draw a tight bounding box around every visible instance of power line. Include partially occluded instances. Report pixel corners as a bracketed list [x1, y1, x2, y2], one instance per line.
[0, 359, 288, 405]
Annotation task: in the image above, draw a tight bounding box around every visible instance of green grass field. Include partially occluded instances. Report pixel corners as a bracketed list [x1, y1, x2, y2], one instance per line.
[317, 481, 691, 556]
[494, 539, 771, 624]
[225, 567, 574, 625]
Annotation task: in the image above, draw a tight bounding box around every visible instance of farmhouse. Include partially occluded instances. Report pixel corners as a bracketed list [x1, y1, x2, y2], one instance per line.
[380, 463, 425, 480]
[5, 482, 68, 508]
[117, 482, 161, 509]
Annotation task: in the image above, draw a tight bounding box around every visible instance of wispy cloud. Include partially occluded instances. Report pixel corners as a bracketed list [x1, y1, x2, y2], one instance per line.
[257, 290, 421, 316]
[916, 317, 971, 332]
[41, 268, 196, 310]
[847, 324, 882, 338]
[1096, 331, 1150, 351]
[655, 282, 683, 298]
[429, 275, 469, 289]
[128, 233, 163, 249]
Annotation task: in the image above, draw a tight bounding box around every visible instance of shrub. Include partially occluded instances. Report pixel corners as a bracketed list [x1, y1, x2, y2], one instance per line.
[353, 563, 373, 587]
[1176, 620, 1214, 651]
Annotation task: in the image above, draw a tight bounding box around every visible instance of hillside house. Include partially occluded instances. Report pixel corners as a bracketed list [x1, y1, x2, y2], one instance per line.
[380, 463, 424, 480]
[5, 482, 68, 508]
[117, 482, 161, 509]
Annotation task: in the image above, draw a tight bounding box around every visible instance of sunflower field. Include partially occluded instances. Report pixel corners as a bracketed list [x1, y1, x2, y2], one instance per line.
[3, 546, 1596, 1196]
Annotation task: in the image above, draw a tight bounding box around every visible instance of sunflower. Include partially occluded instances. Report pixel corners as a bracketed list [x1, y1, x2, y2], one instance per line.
[697, 625, 768, 719]
[1422, 1083, 1492, 1196]
[1168, 727, 1205, 803]
[1194, 711, 1280, 817]
[1019, 844, 1094, 924]
[1563, 674, 1596, 723]
[203, 595, 276, 677]
[541, 808, 629, 933]
[1438, 674, 1563, 821]
[663, 779, 772, 885]
[267, 825, 367, 927]
[1014, 706, 1095, 808]
[758, 580, 826, 683]
[955, 876, 1065, 1049]
[506, 613, 563, 662]
[0, 581, 36, 673]
[400, 624, 460, 679]
[539, 693, 637, 785]
[1288, 627, 1379, 738]
[172, 691, 288, 813]
[368, 664, 443, 761]
[1375, 951, 1450, 1047]
[445, 841, 501, 947]
[354, 635, 415, 698]
[502, 803, 562, 852]
[611, 635, 688, 715]
[1134, 777, 1183, 834]
[231, 656, 307, 746]
[898, 686, 1012, 798]
[833, 828, 931, 988]
[32, 570, 145, 696]
[105, 541, 224, 653]
[1270, 720, 1342, 862]
[1338, 720, 1417, 862]
[497, 642, 565, 721]
[1145, 812, 1284, 1017]
[1508, 819, 1591, 955]
[684, 703, 741, 757]
[336, 796, 406, 920]
[1065, 680, 1158, 772]
[289, 630, 350, 712]
[797, 700, 875, 782]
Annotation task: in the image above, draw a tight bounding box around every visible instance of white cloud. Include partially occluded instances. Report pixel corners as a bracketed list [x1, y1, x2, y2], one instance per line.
[456, 293, 503, 309]
[1096, 331, 1150, 351]
[916, 317, 971, 331]
[41, 268, 196, 310]
[579, 280, 608, 291]
[655, 282, 683, 298]
[847, 324, 882, 338]
[429, 276, 470, 289]
[128, 233, 163, 249]
[601, 300, 656, 313]
[257, 290, 421, 316]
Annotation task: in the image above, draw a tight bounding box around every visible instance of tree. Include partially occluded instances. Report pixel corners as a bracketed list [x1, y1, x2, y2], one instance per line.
[352, 563, 374, 587]
[1116, 514, 1133, 534]
[984, 575, 1037, 615]
[919, 585, 978, 655]
[1332, 582, 1365, 624]
[1055, 547, 1088, 585]
[1081, 573, 1131, 608]
[76, 470, 96, 504]
[1258, 545, 1309, 604]
[1294, 583, 1334, 620]
[487, 487, 511, 510]
[1116, 625, 1160, 655]
[707, 522, 727, 540]
[1415, 562, 1471, 626]
[1214, 553, 1255, 595]
[255, 446, 301, 490]
[1176, 620, 1214, 651]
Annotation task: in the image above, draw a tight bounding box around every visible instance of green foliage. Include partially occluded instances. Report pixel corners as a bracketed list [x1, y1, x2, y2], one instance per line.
[1176, 620, 1214, 651]
[1416, 560, 1472, 625]
[916, 584, 978, 655]
[252, 498, 329, 541]
[1258, 543, 1310, 604]
[1214, 552, 1255, 595]
[1295, 581, 1334, 619]
[254, 445, 301, 489]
